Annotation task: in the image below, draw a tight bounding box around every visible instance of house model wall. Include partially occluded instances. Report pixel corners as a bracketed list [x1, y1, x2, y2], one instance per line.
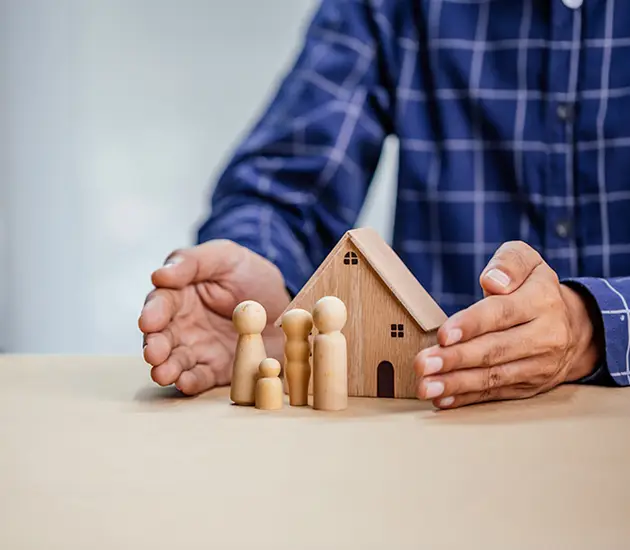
[275, 228, 447, 399]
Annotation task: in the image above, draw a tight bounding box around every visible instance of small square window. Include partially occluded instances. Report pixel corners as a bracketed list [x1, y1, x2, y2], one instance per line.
[390, 323, 405, 338]
[344, 251, 358, 266]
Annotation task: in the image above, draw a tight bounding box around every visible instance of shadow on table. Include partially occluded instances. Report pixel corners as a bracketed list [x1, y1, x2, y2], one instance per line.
[421, 385, 627, 426]
[133, 384, 234, 406]
[132, 381, 627, 424]
[132, 384, 434, 417]
[134, 384, 188, 402]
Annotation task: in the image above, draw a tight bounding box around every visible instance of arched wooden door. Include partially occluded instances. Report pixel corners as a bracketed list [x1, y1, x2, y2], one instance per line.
[377, 361, 395, 398]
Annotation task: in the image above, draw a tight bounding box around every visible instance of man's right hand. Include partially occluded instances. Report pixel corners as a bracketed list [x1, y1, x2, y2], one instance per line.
[138, 240, 290, 395]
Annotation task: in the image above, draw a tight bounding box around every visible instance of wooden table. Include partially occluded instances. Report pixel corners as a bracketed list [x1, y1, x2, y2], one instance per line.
[1, 355, 629, 549]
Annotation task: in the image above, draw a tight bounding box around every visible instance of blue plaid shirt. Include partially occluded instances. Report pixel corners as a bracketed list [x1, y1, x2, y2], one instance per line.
[198, 0, 630, 387]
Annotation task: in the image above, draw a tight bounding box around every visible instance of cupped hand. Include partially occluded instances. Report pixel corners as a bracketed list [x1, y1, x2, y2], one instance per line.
[138, 240, 290, 395]
[414, 241, 603, 409]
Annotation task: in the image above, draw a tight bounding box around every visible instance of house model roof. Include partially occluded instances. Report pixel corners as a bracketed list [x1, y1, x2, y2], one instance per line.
[275, 227, 447, 332]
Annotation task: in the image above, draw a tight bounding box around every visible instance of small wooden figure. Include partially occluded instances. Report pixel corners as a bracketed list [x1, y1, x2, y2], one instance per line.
[312, 296, 348, 411]
[281, 308, 313, 406]
[255, 358, 283, 410]
[230, 300, 267, 406]
[274, 228, 448, 399]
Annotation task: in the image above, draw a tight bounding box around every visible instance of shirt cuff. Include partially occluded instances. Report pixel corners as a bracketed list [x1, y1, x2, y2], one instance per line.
[561, 277, 629, 387]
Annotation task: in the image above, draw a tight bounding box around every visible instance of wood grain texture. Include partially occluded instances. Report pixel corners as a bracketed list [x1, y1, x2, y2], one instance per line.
[348, 227, 448, 331]
[358, 257, 437, 398]
[278, 239, 436, 398]
[1, 355, 630, 550]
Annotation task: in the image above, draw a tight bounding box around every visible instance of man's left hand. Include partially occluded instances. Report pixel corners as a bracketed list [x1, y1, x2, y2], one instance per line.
[413, 241, 603, 409]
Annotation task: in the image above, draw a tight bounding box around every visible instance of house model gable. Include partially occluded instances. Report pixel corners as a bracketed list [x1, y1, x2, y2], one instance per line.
[274, 227, 447, 399]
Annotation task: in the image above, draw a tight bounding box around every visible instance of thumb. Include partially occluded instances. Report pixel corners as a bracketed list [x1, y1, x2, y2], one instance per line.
[151, 239, 243, 289]
[479, 241, 542, 296]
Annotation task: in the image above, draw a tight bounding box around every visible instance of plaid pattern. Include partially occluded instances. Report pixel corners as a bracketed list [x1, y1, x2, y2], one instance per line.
[198, 0, 630, 386]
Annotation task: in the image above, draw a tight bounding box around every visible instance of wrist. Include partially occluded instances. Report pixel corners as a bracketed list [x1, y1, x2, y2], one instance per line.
[560, 284, 604, 382]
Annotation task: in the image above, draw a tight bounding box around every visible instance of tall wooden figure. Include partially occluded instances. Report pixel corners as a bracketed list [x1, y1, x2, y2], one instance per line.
[281, 308, 313, 406]
[312, 296, 348, 411]
[230, 300, 267, 406]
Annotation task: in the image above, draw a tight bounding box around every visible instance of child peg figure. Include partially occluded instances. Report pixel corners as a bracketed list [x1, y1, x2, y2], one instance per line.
[281, 308, 313, 406]
[255, 358, 284, 410]
[230, 300, 268, 406]
[312, 296, 348, 411]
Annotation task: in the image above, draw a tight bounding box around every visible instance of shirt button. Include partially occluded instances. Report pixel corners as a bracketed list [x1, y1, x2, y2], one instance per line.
[557, 103, 574, 122]
[562, 0, 583, 8]
[555, 220, 571, 238]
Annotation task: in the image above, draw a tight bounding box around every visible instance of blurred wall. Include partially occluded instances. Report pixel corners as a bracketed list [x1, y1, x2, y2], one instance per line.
[1, 0, 397, 354]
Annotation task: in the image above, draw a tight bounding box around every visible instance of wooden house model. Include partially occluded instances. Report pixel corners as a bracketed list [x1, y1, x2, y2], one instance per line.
[274, 227, 447, 399]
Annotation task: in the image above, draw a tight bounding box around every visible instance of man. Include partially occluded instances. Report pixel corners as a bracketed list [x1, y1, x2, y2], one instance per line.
[138, 0, 630, 409]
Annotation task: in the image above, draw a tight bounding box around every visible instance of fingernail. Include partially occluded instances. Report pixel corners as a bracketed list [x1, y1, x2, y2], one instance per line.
[445, 328, 462, 346]
[163, 256, 183, 268]
[424, 380, 445, 399]
[423, 356, 443, 375]
[142, 299, 158, 314]
[485, 268, 510, 287]
[438, 396, 455, 407]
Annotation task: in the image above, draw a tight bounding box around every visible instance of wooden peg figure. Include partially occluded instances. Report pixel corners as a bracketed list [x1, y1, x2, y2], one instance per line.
[312, 296, 348, 411]
[281, 308, 313, 406]
[255, 358, 283, 410]
[230, 300, 267, 406]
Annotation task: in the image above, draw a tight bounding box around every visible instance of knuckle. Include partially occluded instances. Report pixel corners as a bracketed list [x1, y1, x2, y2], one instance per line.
[510, 250, 529, 275]
[543, 264, 560, 284]
[488, 366, 503, 388]
[502, 246, 528, 272]
[494, 241, 541, 276]
[479, 366, 502, 400]
[544, 321, 570, 352]
[491, 296, 515, 325]
[480, 343, 508, 367]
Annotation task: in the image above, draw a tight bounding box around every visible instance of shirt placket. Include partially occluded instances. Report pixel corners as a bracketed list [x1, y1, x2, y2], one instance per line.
[545, 0, 583, 278]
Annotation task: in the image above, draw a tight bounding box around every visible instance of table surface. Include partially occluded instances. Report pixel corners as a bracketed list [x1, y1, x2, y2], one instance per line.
[1, 355, 629, 550]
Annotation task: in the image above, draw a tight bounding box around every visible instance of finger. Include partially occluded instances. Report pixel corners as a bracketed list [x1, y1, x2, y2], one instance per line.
[438, 265, 561, 347]
[143, 329, 175, 366]
[138, 289, 181, 334]
[151, 239, 243, 290]
[437, 291, 536, 347]
[479, 241, 543, 295]
[175, 363, 223, 395]
[416, 359, 540, 401]
[150, 346, 195, 387]
[415, 319, 552, 375]
[433, 385, 541, 409]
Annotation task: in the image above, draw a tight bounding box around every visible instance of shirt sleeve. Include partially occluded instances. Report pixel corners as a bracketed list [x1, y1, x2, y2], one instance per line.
[561, 277, 630, 387]
[196, 0, 392, 297]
